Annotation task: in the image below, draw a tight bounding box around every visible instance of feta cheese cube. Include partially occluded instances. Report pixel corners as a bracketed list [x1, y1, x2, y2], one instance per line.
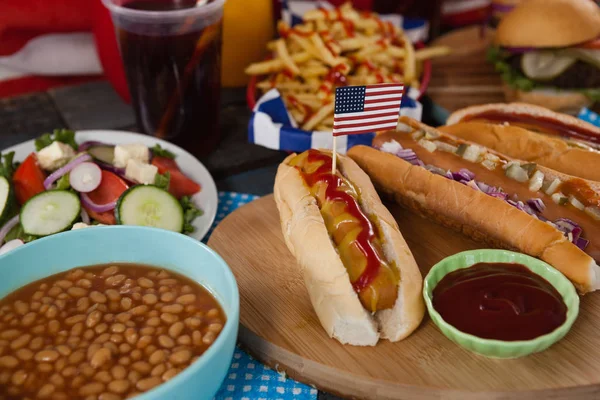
[125, 159, 158, 184]
[36, 142, 76, 171]
[114, 143, 150, 168]
[71, 223, 106, 230]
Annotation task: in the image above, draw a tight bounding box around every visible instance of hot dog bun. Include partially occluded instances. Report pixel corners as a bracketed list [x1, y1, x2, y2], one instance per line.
[274, 151, 424, 346]
[446, 102, 600, 138]
[438, 122, 600, 182]
[348, 119, 600, 293]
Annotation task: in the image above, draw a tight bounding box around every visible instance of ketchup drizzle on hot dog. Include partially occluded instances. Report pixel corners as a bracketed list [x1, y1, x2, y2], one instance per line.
[298, 150, 387, 292]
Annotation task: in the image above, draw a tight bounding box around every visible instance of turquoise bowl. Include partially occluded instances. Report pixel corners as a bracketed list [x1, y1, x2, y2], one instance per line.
[0, 226, 239, 400]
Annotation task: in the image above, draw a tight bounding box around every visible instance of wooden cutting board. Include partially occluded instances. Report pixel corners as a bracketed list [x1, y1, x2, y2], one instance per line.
[207, 195, 600, 400]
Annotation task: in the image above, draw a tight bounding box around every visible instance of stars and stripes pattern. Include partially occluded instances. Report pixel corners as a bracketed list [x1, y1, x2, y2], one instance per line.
[332, 83, 404, 136]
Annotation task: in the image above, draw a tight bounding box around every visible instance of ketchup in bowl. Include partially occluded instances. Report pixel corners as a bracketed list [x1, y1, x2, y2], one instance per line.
[432, 262, 567, 341]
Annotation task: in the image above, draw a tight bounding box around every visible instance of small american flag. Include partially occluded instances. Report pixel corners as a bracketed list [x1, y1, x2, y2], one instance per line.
[332, 83, 404, 136]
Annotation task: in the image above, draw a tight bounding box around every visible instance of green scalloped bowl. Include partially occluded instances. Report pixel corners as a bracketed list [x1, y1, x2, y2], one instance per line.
[423, 249, 580, 359]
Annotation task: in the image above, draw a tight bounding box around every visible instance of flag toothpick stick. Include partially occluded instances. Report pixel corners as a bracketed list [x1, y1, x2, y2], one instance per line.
[331, 136, 337, 175]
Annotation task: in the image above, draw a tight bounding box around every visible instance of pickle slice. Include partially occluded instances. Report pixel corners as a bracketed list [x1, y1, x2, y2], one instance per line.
[521, 51, 576, 81]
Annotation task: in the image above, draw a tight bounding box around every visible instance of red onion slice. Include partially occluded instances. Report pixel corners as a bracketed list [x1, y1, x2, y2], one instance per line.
[80, 209, 91, 225]
[43, 154, 92, 190]
[0, 215, 20, 245]
[78, 141, 111, 152]
[80, 193, 117, 213]
[69, 162, 102, 193]
[0, 239, 24, 256]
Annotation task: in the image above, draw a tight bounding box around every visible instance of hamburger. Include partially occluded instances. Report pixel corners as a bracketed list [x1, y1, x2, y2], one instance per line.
[487, 0, 600, 114]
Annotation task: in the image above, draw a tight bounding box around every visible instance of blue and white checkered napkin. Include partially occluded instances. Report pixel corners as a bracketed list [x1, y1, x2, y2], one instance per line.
[578, 107, 600, 128]
[205, 192, 318, 400]
[249, 88, 422, 155]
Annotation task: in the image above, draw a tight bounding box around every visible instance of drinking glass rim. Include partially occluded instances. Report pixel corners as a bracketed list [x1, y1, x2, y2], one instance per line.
[101, 0, 227, 21]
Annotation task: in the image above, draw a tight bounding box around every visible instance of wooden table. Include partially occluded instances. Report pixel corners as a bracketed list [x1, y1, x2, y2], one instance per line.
[0, 80, 346, 399]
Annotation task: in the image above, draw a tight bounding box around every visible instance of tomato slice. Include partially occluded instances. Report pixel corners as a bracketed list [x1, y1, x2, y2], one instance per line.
[151, 156, 201, 199]
[13, 153, 47, 205]
[83, 170, 129, 225]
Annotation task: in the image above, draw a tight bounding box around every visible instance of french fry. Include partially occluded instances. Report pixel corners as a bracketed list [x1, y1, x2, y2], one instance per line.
[302, 102, 335, 131]
[245, 52, 311, 75]
[403, 39, 416, 84]
[415, 46, 452, 61]
[275, 39, 300, 76]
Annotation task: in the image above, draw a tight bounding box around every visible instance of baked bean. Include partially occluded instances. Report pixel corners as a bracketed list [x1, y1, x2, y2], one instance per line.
[90, 347, 112, 368]
[149, 349, 166, 365]
[31, 301, 41, 311]
[106, 274, 126, 287]
[208, 323, 224, 333]
[57, 292, 69, 300]
[68, 349, 85, 365]
[158, 286, 169, 294]
[162, 304, 184, 314]
[83, 329, 95, 341]
[118, 356, 131, 366]
[40, 304, 50, 314]
[21, 312, 36, 326]
[140, 327, 155, 336]
[148, 309, 159, 318]
[35, 349, 59, 362]
[102, 266, 119, 277]
[62, 365, 77, 378]
[151, 363, 166, 377]
[162, 368, 179, 381]
[181, 285, 193, 294]
[131, 305, 148, 316]
[46, 305, 59, 319]
[50, 373, 65, 387]
[136, 336, 152, 349]
[85, 310, 102, 328]
[168, 321, 184, 338]
[94, 333, 110, 344]
[185, 317, 202, 329]
[48, 286, 62, 297]
[38, 363, 53, 373]
[71, 322, 84, 337]
[177, 335, 191, 346]
[95, 371, 113, 384]
[136, 377, 162, 391]
[66, 269, 85, 281]
[76, 297, 90, 312]
[111, 365, 127, 380]
[48, 320, 61, 334]
[142, 293, 158, 305]
[132, 360, 152, 374]
[80, 363, 95, 377]
[38, 384, 56, 398]
[115, 312, 131, 323]
[55, 280, 73, 289]
[120, 297, 132, 310]
[67, 287, 87, 298]
[31, 324, 45, 335]
[160, 313, 178, 324]
[11, 369, 27, 386]
[118, 343, 131, 354]
[0, 370, 10, 384]
[55, 357, 67, 372]
[110, 334, 124, 344]
[110, 322, 126, 333]
[79, 382, 105, 396]
[76, 279, 92, 289]
[10, 333, 31, 350]
[207, 308, 220, 318]
[13, 301, 29, 315]
[15, 348, 33, 361]
[32, 291, 44, 301]
[29, 336, 44, 351]
[55, 345, 71, 357]
[131, 292, 142, 301]
[138, 277, 154, 288]
[192, 331, 202, 346]
[90, 291, 107, 304]
[127, 370, 141, 384]
[159, 279, 177, 286]
[0, 355, 18, 367]
[203, 332, 217, 345]
[108, 379, 131, 394]
[94, 323, 108, 335]
[176, 294, 196, 305]
[123, 328, 138, 346]
[65, 314, 85, 325]
[103, 313, 115, 323]
[103, 342, 119, 355]
[131, 349, 143, 361]
[158, 335, 175, 349]
[55, 299, 67, 310]
[1, 329, 20, 340]
[146, 317, 161, 327]
[170, 349, 192, 365]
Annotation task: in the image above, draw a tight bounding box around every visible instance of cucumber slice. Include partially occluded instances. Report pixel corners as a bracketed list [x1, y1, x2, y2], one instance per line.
[20, 190, 81, 236]
[521, 51, 576, 81]
[88, 145, 115, 165]
[116, 185, 183, 232]
[0, 177, 12, 223]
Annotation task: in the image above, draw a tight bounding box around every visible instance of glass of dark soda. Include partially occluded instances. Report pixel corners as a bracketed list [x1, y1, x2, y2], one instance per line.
[102, 0, 225, 157]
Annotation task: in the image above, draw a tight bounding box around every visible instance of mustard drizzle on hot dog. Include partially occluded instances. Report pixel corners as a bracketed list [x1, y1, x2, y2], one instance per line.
[289, 149, 399, 312]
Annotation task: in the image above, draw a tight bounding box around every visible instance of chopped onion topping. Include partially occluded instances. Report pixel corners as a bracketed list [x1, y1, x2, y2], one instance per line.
[529, 170, 545, 192]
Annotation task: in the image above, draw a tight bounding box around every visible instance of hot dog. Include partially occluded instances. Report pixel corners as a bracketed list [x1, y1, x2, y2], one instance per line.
[446, 102, 600, 148]
[439, 121, 600, 182]
[348, 117, 600, 293]
[274, 149, 424, 346]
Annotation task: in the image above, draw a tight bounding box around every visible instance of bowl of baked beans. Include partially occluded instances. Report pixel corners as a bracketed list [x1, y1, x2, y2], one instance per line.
[0, 226, 239, 400]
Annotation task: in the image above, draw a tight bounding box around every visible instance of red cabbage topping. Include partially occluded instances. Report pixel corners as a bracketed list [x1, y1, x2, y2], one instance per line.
[378, 141, 589, 250]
